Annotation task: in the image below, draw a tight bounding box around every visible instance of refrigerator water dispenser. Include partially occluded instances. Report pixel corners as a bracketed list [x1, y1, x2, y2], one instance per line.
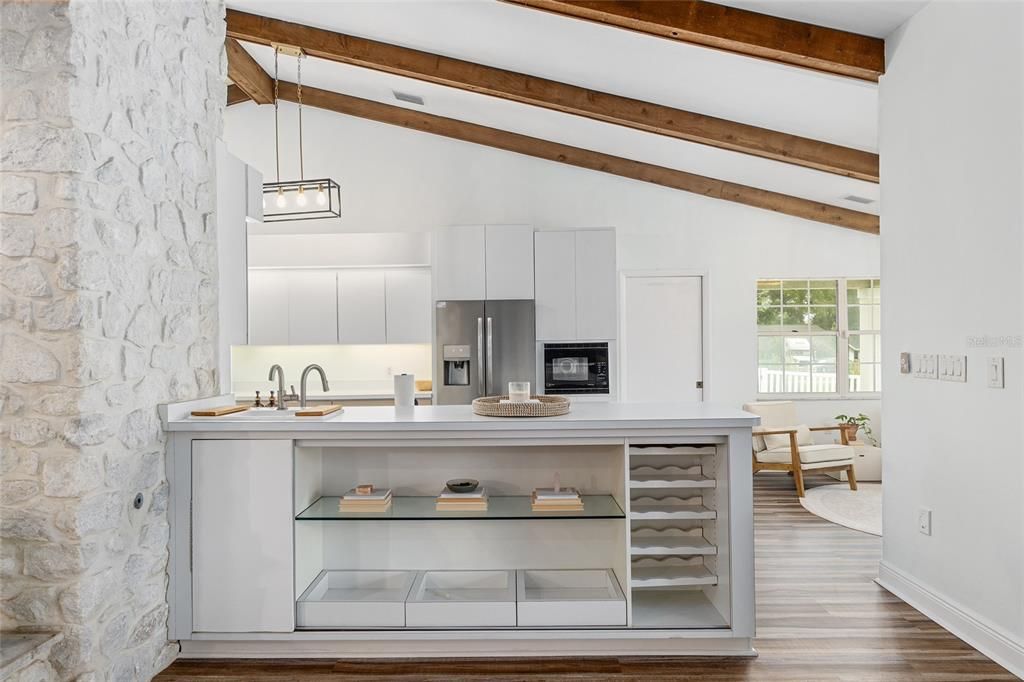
[443, 345, 471, 386]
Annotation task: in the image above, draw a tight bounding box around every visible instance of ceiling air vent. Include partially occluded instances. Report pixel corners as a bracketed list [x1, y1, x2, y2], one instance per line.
[843, 194, 875, 205]
[393, 91, 425, 106]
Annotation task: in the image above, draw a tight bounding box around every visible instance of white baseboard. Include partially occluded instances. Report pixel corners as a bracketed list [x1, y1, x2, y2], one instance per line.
[877, 561, 1024, 678]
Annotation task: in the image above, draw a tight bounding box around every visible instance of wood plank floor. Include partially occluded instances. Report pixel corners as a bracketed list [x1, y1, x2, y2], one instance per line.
[158, 473, 1014, 681]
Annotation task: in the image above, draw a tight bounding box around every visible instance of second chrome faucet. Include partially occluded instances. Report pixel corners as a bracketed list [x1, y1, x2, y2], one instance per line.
[268, 363, 330, 409]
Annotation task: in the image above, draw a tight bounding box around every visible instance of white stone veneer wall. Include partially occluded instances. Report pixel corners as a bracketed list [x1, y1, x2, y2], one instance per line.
[1, 1, 224, 679]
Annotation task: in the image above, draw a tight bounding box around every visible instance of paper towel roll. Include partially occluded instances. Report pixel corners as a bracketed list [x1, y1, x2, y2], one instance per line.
[394, 373, 415, 408]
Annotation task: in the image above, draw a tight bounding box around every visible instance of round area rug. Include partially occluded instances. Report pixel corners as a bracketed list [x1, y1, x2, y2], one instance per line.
[799, 483, 882, 536]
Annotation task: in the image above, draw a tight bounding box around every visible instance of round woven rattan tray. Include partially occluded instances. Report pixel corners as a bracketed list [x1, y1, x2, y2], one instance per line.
[471, 395, 570, 417]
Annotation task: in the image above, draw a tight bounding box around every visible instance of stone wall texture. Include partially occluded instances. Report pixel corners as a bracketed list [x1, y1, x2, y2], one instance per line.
[1, 0, 225, 679]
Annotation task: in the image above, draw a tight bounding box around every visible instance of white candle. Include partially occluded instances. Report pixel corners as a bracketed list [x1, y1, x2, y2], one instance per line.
[508, 381, 530, 402]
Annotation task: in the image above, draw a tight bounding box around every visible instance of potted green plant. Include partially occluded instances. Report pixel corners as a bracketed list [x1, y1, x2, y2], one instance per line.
[834, 413, 873, 444]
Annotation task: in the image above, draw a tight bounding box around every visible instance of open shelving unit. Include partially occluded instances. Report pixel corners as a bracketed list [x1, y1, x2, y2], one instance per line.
[627, 443, 729, 629]
[296, 494, 624, 520]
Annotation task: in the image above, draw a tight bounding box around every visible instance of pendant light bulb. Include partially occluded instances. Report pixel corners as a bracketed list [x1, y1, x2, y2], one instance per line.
[296, 186, 307, 207]
[275, 187, 286, 208]
[316, 183, 327, 206]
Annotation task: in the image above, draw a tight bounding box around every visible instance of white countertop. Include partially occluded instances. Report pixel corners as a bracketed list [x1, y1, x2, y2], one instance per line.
[233, 392, 433, 402]
[164, 400, 759, 433]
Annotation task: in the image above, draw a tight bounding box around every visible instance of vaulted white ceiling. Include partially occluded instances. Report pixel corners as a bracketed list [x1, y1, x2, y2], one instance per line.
[226, 0, 914, 217]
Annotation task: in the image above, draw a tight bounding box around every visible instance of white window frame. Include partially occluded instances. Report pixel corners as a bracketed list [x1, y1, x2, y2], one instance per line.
[756, 277, 881, 401]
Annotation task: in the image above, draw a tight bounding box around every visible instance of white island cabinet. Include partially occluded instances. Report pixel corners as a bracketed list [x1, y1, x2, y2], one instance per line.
[163, 402, 758, 659]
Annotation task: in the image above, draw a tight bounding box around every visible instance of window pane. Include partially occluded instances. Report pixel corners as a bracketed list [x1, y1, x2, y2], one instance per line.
[782, 286, 809, 305]
[849, 361, 879, 392]
[850, 333, 881, 363]
[807, 306, 837, 331]
[758, 364, 784, 393]
[783, 337, 811, 365]
[810, 365, 837, 392]
[758, 336, 784, 364]
[809, 286, 837, 304]
[757, 307, 782, 330]
[782, 306, 807, 328]
[811, 336, 837, 363]
[784, 364, 811, 392]
[848, 304, 880, 331]
[757, 287, 781, 306]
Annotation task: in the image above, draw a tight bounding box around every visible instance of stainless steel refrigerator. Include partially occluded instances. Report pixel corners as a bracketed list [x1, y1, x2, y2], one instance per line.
[434, 300, 536, 405]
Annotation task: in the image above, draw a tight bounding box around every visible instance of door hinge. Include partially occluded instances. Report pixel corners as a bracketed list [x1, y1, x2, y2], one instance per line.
[696, 381, 704, 389]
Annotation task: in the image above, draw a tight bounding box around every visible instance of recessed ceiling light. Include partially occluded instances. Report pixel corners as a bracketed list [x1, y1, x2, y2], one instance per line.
[393, 91, 425, 106]
[843, 194, 875, 205]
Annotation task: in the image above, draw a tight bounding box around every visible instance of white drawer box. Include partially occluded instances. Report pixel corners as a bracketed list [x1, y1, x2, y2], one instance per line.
[516, 569, 626, 627]
[296, 570, 416, 628]
[405, 570, 516, 627]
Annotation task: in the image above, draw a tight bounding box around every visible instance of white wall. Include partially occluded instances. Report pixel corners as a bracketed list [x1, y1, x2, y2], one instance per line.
[225, 101, 880, 429]
[878, 0, 1024, 675]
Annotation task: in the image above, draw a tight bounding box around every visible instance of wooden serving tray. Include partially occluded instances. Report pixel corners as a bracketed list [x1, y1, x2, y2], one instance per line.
[191, 405, 249, 417]
[296, 404, 343, 417]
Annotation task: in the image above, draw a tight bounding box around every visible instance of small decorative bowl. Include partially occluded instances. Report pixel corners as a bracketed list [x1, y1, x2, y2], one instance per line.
[445, 479, 479, 493]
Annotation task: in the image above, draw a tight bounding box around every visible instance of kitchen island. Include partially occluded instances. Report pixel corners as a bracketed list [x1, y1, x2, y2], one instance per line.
[162, 398, 759, 658]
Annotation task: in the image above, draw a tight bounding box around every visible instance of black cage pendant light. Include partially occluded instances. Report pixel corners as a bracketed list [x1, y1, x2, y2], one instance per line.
[262, 45, 342, 222]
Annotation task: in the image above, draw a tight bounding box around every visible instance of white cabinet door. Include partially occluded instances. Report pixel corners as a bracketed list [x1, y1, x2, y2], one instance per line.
[385, 268, 432, 343]
[248, 270, 289, 345]
[192, 439, 294, 633]
[434, 226, 485, 301]
[534, 231, 576, 341]
[216, 144, 248, 389]
[287, 270, 338, 344]
[245, 164, 263, 222]
[338, 270, 386, 344]
[575, 229, 617, 340]
[485, 225, 534, 300]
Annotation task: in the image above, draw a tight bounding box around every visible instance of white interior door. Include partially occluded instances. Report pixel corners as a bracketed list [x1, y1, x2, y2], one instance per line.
[622, 274, 704, 402]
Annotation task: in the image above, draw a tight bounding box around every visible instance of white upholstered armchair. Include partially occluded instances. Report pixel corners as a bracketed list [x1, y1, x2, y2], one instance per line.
[742, 401, 857, 497]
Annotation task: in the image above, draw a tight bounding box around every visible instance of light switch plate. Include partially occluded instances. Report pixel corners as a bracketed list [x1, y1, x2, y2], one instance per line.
[913, 353, 938, 379]
[918, 508, 932, 536]
[939, 354, 967, 382]
[988, 357, 1005, 388]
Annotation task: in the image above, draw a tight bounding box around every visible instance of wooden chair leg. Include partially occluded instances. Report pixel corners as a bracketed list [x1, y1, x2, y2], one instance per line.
[792, 466, 806, 497]
[846, 464, 858, 491]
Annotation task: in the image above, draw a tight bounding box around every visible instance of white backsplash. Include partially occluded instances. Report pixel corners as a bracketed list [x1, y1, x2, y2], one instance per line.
[231, 344, 433, 397]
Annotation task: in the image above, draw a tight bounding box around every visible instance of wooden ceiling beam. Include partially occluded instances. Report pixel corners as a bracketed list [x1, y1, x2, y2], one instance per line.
[225, 37, 275, 104]
[226, 83, 251, 106]
[226, 9, 878, 182]
[270, 81, 878, 234]
[502, 0, 885, 82]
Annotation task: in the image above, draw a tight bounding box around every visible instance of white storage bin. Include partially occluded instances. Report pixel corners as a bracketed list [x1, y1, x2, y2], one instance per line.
[296, 570, 416, 628]
[405, 570, 516, 627]
[516, 569, 626, 627]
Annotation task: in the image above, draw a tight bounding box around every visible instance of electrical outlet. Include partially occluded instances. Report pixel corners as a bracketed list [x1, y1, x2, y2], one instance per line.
[918, 508, 932, 536]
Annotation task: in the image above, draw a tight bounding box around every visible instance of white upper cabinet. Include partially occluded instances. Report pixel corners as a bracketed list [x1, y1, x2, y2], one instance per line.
[434, 226, 486, 301]
[337, 270, 387, 344]
[248, 270, 289, 345]
[385, 269, 432, 344]
[287, 270, 338, 345]
[485, 225, 534, 300]
[245, 164, 263, 223]
[534, 231, 576, 341]
[534, 229, 616, 341]
[575, 229, 617, 340]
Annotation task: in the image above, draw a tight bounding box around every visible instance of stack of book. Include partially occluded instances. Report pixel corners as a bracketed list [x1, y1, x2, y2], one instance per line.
[435, 488, 488, 511]
[338, 486, 392, 512]
[532, 487, 584, 512]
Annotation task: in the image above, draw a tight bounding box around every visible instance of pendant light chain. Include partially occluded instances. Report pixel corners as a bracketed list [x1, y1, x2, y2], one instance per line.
[273, 48, 281, 183]
[297, 53, 305, 181]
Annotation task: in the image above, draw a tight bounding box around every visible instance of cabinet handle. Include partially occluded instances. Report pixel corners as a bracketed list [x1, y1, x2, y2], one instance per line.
[486, 317, 494, 394]
[477, 317, 484, 395]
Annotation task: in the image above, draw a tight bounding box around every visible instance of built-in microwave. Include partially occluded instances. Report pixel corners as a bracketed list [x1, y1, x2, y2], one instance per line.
[542, 342, 610, 395]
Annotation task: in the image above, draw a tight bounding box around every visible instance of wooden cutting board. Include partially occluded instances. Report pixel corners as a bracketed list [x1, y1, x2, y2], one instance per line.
[191, 404, 249, 417]
[295, 404, 343, 417]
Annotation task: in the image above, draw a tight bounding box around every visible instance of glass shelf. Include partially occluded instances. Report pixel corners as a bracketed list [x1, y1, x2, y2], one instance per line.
[296, 495, 625, 521]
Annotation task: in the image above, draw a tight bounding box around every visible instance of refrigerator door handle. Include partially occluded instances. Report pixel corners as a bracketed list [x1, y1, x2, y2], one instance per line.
[486, 317, 494, 394]
[476, 317, 485, 395]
